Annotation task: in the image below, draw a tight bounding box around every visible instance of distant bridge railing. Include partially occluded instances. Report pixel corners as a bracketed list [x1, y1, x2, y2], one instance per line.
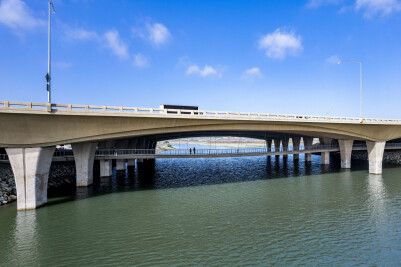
[93, 145, 340, 157]
[1, 100, 401, 124]
[2, 143, 401, 162]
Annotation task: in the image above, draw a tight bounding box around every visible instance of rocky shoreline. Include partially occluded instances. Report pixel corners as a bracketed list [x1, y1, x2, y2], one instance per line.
[352, 150, 401, 165]
[0, 162, 76, 206]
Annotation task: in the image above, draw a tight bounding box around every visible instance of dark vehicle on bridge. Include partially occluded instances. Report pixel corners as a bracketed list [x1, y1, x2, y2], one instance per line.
[160, 104, 201, 115]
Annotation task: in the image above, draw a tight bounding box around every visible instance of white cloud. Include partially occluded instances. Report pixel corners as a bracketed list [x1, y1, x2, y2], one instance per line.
[133, 53, 149, 68]
[103, 30, 129, 60]
[325, 55, 340, 64]
[356, 0, 401, 17]
[258, 29, 303, 59]
[241, 67, 263, 81]
[0, 0, 45, 30]
[133, 22, 171, 46]
[186, 65, 223, 78]
[147, 23, 171, 45]
[65, 27, 98, 41]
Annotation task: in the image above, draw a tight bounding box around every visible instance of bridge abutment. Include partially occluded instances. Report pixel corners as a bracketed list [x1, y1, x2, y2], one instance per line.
[100, 159, 113, 177]
[338, 140, 354, 169]
[366, 141, 386, 174]
[6, 146, 55, 210]
[72, 142, 98, 186]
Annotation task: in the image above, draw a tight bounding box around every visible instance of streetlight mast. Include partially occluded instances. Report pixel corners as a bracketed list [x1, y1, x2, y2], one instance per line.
[47, 2, 55, 104]
[338, 60, 363, 118]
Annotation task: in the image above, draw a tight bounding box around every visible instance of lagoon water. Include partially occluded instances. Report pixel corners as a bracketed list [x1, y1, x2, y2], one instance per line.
[1, 152, 401, 266]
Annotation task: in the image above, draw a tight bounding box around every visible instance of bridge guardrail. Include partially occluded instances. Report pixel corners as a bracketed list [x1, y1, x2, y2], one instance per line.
[1, 100, 401, 124]
[1, 143, 401, 161]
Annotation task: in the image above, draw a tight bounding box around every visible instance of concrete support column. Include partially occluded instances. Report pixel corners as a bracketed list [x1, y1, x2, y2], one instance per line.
[366, 141, 386, 174]
[100, 159, 112, 177]
[116, 159, 126, 170]
[303, 137, 313, 162]
[338, 139, 354, 169]
[320, 138, 333, 165]
[72, 142, 98, 186]
[127, 159, 135, 167]
[6, 146, 55, 210]
[321, 152, 330, 165]
[266, 139, 272, 152]
[282, 137, 289, 158]
[274, 139, 281, 152]
[292, 137, 301, 160]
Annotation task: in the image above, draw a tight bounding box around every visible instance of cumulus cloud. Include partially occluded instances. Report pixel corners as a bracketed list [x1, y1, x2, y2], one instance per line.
[65, 27, 98, 41]
[0, 0, 45, 31]
[103, 30, 129, 60]
[241, 67, 263, 81]
[186, 65, 223, 78]
[147, 23, 171, 45]
[133, 22, 171, 46]
[133, 53, 149, 68]
[325, 55, 340, 64]
[356, 0, 401, 17]
[258, 29, 303, 59]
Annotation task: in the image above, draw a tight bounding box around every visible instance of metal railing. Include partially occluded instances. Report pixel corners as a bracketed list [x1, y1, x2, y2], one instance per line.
[1, 143, 401, 162]
[94, 145, 340, 157]
[1, 100, 400, 124]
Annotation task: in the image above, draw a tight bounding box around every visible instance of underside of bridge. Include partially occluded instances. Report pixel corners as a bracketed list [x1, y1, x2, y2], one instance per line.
[1, 128, 392, 210]
[2, 109, 401, 210]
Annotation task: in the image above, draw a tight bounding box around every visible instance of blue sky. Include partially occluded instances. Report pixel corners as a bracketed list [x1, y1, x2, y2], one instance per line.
[1, 0, 401, 118]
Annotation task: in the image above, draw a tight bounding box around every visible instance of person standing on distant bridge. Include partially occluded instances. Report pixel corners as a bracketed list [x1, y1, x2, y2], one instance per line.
[190, 148, 192, 154]
[193, 147, 196, 154]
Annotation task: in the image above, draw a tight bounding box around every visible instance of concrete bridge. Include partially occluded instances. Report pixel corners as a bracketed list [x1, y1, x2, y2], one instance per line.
[2, 100, 401, 210]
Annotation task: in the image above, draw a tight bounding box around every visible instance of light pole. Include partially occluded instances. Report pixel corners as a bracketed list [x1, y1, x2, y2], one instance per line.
[46, 2, 56, 103]
[338, 60, 363, 118]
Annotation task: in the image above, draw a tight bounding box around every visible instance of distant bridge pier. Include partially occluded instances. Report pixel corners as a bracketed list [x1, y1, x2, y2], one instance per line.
[266, 139, 272, 159]
[274, 139, 281, 153]
[72, 142, 97, 186]
[282, 137, 289, 158]
[116, 159, 126, 171]
[366, 141, 386, 174]
[320, 138, 333, 165]
[100, 159, 113, 177]
[127, 159, 135, 167]
[292, 137, 301, 160]
[6, 147, 55, 210]
[303, 137, 313, 162]
[266, 139, 272, 152]
[338, 140, 354, 169]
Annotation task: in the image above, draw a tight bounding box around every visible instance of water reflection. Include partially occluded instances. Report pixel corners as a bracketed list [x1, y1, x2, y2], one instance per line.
[12, 211, 39, 265]
[366, 174, 388, 227]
